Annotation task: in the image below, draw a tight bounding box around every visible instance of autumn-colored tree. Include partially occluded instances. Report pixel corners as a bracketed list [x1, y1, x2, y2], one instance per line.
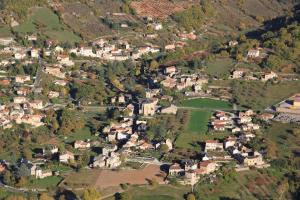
[82, 188, 101, 200]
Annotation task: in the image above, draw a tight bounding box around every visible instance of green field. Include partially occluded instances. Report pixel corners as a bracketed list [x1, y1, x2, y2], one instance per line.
[180, 98, 232, 110]
[175, 110, 232, 149]
[232, 80, 300, 110]
[28, 176, 63, 189]
[206, 58, 236, 77]
[188, 110, 211, 133]
[104, 185, 189, 200]
[63, 126, 98, 143]
[14, 7, 81, 43]
[0, 25, 13, 37]
[176, 110, 210, 149]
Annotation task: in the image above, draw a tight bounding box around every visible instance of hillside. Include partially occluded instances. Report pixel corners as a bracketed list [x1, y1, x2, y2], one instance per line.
[0, 0, 297, 41]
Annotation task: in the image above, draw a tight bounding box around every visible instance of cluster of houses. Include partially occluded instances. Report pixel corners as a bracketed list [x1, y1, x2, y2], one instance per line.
[69, 39, 159, 61]
[230, 69, 278, 82]
[210, 110, 260, 133]
[167, 109, 270, 185]
[160, 66, 208, 95]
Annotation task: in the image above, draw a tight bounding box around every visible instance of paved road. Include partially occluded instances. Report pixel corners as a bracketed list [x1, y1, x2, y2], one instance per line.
[33, 54, 44, 90]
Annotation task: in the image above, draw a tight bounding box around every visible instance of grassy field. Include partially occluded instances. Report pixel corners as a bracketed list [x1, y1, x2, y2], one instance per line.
[175, 110, 231, 149]
[63, 126, 98, 143]
[206, 58, 236, 77]
[263, 122, 300, 159]
[28, 176, 63, 189]
[180, 98, 232, 110]
[188, 110, 211, 133]
[0, 25, 13, 37]
[196, 170, 279, 200]
[175, 110, 211, 149]
[232, 80, 300, 110]
[104, 185, 190, 200]
[14, 7, 81, 43]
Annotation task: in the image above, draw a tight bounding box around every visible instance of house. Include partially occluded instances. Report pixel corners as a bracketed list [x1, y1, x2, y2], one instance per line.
[102, 144, 117, 156]
[14, 51, 27, 60]
[182, 160, 198, 171]
[15, 75, 30, 83]
[59, 151, 75, 163]
[16, 87, 30, 96]
[258, 113, 274, 121]
[165, 44, 176, 51]
[261, 71, 277, 82]
[26, 34, 37, 41]
[14, 96, 28, 104]
[169, 163, 184, 176]
[48, 91, 59, 99]
[161, 105, 178, 115]
[229, 40, 238, 47]
[30, 49, 39, 58]
[178, 32, 197, 40]
[105, 152, 121, 168]
[164, 66, 177, 75]
[93, 155, 106, 168]
[16, 114, 44, 127]
[74, 140, 91, 149]
[54, 46, 64, 53]
[57, 54, 74, 66]
[205, 140, 224, 152]
[236, 152, 265, 167]
[53, 80, 67, 86]
[44, 66, 65, 78]
[145, 89, 160, 98]
[247, 49, 260, 58]
[153, 23, 163, 30]
[224, 136, 237, 149]
[161, 77, 176, 88]
[197, 161, 217, 175]
[35, 168, 52, 179]
[29, 100, 43, 109]
[231, 69, 246, 79]
[139, 98, 158, 116]
[0, 37, 14, 46]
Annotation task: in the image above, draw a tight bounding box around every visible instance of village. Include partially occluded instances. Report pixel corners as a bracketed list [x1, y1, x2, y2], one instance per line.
[0, 1, 299, 198]
[0, 30, 292, 191]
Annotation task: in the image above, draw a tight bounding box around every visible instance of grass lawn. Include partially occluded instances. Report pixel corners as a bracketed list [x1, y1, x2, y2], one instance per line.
[14, 7, 81, 44]
[28, 176, 63, 189]
[176, 110, 232, 149]
[206, 58, 236, 77]
[188, 110, 211, 133]
[104, 185, 190, 200]
[64, 126, 98, 143]
[180, 98, 232, 110]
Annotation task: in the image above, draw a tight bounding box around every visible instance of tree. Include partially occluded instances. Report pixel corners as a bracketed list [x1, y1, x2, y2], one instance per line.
[160, 144, 170, 154]
[149, 60, 159, 71]
[3, 170, 15, 186]
[82, 188, 101, 200]
[186, 193, 196, 200]
[39, 193, 54, 200]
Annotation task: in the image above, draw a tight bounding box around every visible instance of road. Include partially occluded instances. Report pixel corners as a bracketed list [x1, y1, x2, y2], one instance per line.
[33, 54, 44, 90]
[0, 181, 46, 194]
